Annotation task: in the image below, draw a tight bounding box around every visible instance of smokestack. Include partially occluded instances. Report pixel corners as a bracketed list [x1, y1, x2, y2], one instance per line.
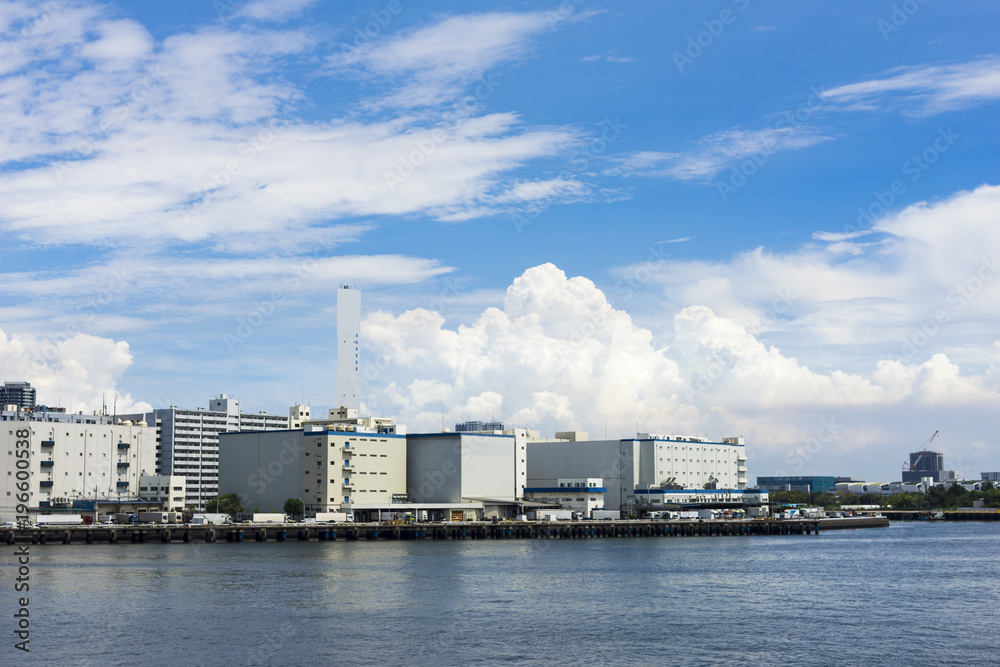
[337, 286, 361, 410]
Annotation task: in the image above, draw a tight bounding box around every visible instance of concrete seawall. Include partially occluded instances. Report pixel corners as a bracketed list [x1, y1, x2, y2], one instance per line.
[2, 517, 887, 546]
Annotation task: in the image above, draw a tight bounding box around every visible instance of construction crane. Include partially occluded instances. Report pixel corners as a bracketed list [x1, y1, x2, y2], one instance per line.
[903, 430, 939, 470]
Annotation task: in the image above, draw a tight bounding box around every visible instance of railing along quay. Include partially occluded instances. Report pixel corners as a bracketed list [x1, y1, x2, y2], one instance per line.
[2, 517, 888, 546]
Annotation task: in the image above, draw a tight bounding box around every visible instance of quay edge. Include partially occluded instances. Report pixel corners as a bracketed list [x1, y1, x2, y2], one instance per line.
[2, 517, 888, 546]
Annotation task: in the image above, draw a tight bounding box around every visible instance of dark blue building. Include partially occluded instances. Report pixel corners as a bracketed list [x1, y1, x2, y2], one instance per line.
[755, 475, 836, 493]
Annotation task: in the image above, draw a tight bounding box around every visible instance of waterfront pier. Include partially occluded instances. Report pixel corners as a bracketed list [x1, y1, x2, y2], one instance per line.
[2, 517, 887, 546]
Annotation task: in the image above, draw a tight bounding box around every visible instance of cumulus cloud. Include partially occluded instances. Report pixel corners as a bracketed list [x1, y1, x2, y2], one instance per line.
[357, 183, 1000, 479]
[0, 328, 150, 414]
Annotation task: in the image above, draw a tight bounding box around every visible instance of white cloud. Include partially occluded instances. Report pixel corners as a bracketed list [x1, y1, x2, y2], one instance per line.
[358, 257, 1000, 480]
[606, 127, 830, 181]
[235, 0, 320, 22]
[0, 328, 151, 415]
[0, 8, 581, 248]
[330, 12, 552, 109]
[823, 55, 1000, 115]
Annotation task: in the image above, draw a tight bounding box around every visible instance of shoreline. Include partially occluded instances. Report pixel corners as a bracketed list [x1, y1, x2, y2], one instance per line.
[3, 516, 888, 546]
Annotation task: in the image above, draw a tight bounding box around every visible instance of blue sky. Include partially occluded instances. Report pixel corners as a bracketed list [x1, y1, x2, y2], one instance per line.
[3, 0, 1000, 482]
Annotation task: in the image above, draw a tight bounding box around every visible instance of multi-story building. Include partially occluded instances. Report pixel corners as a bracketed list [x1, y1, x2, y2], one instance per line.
[903, 450, 946, 483]
[120, 394, 289, 509]
[1, 418, 156, 523]
[406, 432, 518, 505]
[218, 428, 407, 516]
[756, 475, 836, 494]
[137, 474, 187, 511]
[524, 478, 607, 516]
[455, 420, 505, 433]
[527, 433, 749, 512]
[0, 381, 37, 411]
[289, 404, 311, 428]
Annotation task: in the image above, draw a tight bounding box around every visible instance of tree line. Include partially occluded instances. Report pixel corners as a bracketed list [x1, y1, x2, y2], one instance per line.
[771, 482, 1000, 510]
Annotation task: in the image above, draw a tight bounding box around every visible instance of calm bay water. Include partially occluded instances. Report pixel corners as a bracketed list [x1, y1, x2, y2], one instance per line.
[4, 522, 999, 665]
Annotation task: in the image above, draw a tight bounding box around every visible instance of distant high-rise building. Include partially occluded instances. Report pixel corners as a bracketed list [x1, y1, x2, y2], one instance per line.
[455, 420, 505, 433]
[0, 381, 36, 410]
[337, 286, 361, 411]
[903, 450, 945, 483]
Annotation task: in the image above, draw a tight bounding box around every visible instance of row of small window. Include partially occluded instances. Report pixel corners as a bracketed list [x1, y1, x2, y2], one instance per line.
[307, 489, 386, 494]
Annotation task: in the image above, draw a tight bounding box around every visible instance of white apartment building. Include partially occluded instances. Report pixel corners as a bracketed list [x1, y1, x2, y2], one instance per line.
[1, 419, 156, 524]
[120, 394, 289, 509]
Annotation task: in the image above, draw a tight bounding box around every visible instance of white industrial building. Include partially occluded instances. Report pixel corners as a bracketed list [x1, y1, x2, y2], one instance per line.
[119, 394, 289, 509]
[219, 427, 408, 516]
[524, 478, 607, 516]
[1, 417, 157, 524]
[137, 474, 187, 511]
[527, 432, 749, 513]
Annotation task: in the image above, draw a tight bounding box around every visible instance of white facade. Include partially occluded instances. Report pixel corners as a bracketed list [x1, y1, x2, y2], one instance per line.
[1, 420, 156, 524]
[120, 395, 289, 508]
[527, 434, 748, 512]
[406, 433, 517, 504]
[524, 478, 606, 515]
[289, 404, 311, 429]
[219, 428, 407, 515]
[337, 286, 361, 411]
[138, 475, 187, 511]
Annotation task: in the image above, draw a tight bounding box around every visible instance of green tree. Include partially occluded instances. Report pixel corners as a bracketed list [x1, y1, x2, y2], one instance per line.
[206, 493, 244, 516]
[283, 498, 304, 517]
[771, 491, 810, 505]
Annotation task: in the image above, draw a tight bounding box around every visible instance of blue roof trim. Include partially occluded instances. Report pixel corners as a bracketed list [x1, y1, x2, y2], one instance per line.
[634, 489, 763, 495]
[407, 432, 514, 439]
[630, 439, 745, 446]
[524, 487, 608, 493]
